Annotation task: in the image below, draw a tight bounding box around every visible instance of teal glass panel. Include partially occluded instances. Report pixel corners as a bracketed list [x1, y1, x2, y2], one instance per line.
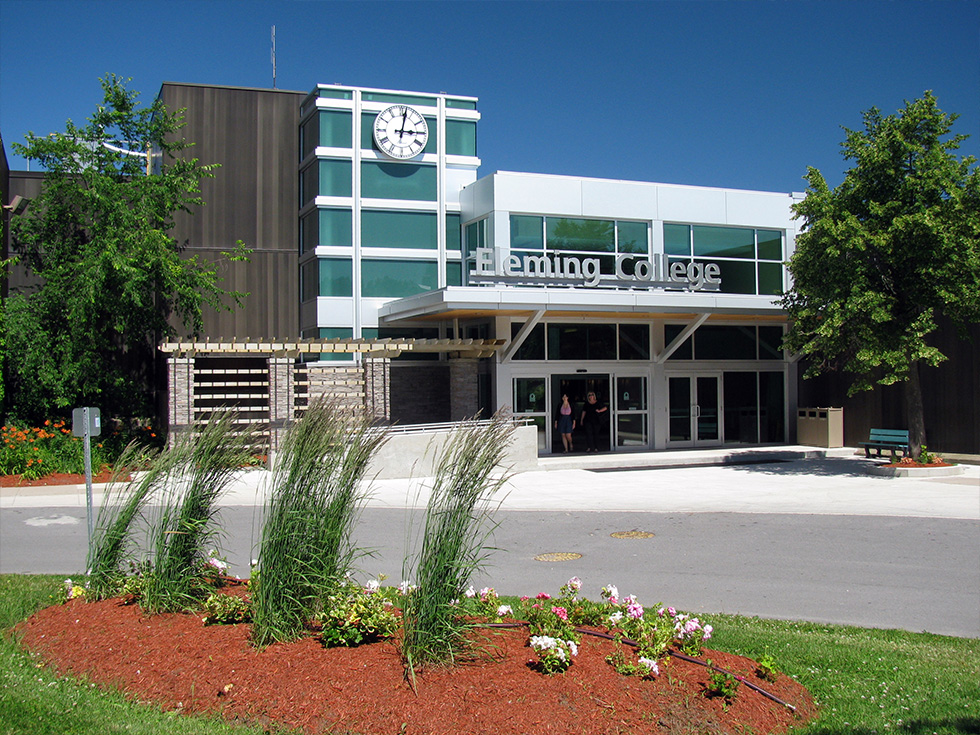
[300, 163, 317, 206]
[301, 259, 318, 302]
[446, 260, 462, 286]
[759, 371, 785, 442]
[759, 326, 784, 360]
[510, 322, 545, 360]
[465, 219, 487, 258]
[361, 161, 437, 201]
[692, 226, 755, 259]
[547, 324, 616, 360]
[301, 210, 317, 253]
[617, 413, 647, 447]
[757, 230, 782, 260]
[617, 221, 648, 254]
[446, 213, 461, 250]
[300, 114, 318, 161]
[362, 92, 435, 106]
[361, 112, 437, 152]
[664, 224, 691, 256]
[319, 258, 353, 297]
[446, 99, 477, 110]
[664, 324, 693, 360]
[312, 327, 354, 362]
[318, 87, 353, 100]
[362, 210, 437, 249]
[320, 209, 352, 248]
[758, 262, 783, 295]
[701, 258, 755, 294]
[446, 119, 477, 156]
[547, 218, 615, 252]
[514, 377, 546, 414]
[361, 259, 438, 298]
[511, 215, 544, 250]
[618, 323, 650, 360]
[319, 159, 352, 197]
[320, 110, 352, 148]
[695, 325, 757, 360]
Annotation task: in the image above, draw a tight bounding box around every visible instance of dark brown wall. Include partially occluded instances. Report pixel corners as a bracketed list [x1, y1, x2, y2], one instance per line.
[390, 364, 451, 424]
[157, 83, 305, 340]
[4, 170, 46, 295]
[798, 319, 980, 454]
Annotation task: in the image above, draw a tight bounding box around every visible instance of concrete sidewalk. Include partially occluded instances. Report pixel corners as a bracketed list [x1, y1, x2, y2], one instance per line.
[2, 445, 977, 519]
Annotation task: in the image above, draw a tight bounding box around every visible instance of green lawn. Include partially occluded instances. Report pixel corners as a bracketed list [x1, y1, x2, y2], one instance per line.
[1, 575, 977, 734]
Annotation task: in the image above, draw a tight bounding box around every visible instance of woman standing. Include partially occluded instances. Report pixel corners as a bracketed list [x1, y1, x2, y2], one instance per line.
[554, 393, 576, 452]
[580, 391, 608, 452]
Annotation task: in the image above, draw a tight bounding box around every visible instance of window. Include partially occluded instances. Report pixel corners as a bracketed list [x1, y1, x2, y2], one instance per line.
[302, 209, 352, 253]
[446, 213, 461, 250]
[618, 323, 650, 360]
[362, 210, 437, 249]
[664, 325, 785, 360]
[547, 218, 615, 253]
[302, 326, 354, 362]
[465, 218, 488, 259]
[664, 224, 784, 295]
[361, 161, 437, 201]
[511, 215, 543, 250]
[302, 258, 352, 299]
[547, 324, 616, 360]
[319, 110, 352, 148]
[361, 259, 438, 298]
[508, 216, 649, 276]
[446, 99, 477, 110]
[446, 120, 477, 156]
[301, 159, 351, 199]
[446, 260, 462, 286]
[510, 322, 545, 360]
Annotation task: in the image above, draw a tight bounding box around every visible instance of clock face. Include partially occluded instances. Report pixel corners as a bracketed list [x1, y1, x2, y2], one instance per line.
[373, 105, 428, 160]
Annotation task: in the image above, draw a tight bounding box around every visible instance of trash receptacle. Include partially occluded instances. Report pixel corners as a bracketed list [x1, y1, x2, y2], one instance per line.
[797, 407, 843, 448]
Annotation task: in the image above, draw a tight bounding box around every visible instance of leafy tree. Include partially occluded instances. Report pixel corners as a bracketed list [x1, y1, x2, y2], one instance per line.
[5, 75, 248, 424]
[782, 92, 980, 458]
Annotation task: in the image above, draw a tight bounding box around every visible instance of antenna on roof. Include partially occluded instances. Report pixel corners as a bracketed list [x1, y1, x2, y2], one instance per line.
[271, 25, 277, 89]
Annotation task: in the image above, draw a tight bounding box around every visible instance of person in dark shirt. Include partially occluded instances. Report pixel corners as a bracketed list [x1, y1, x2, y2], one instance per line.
[579, 391, 608, 452]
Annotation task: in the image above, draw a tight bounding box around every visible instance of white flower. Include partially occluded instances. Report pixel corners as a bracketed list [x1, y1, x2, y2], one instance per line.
[607, 611, 624, 626]
[638, 656, 660, 675]
[497, 604, 513, 616]
[464, 585, 476, 598]
[364, 579, 380, 594]
[566, 640, 578, 657]
[397, 580, 416, 595]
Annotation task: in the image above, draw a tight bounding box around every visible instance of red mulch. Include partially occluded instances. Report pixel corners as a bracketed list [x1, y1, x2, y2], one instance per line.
[0, 470, 119, 487]
[16, 597, 816, 735]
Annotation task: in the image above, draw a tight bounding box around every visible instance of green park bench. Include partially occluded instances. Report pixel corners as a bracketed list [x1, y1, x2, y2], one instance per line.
[859, 429, 911, 460]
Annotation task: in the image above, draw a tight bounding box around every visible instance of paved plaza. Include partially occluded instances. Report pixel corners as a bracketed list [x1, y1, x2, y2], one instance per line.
[2, 447, 978, 637]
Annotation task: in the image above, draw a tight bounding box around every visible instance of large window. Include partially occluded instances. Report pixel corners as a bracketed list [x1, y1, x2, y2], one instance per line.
[302, 208, 352, 253]
[301, 258, 353, 301]
[664, 325, 784, 360]
[508, 216, 649, 277]
[362, 210, 437, 249]
[361, 259, 438, 298]
[446, 120, 477, 156]
[361, 161, 437, 201]
[664, 224, 784, 295]
[301, 159, 352, 203]
[510, 322, 650, 361]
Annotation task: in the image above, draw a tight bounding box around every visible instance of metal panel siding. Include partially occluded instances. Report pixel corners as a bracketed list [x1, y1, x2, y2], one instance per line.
[159, 83, 304, 340]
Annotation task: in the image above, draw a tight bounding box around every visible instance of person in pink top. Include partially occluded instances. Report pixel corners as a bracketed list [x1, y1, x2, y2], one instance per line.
[553, 393, 576, 453]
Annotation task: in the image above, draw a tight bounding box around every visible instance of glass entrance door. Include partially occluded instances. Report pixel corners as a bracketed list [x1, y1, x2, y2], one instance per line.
[667, 374, 722, 447]
[550, 374, 610, 453]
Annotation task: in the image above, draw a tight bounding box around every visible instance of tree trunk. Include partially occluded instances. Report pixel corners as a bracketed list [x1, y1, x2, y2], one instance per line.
[905, 360, 926, 460]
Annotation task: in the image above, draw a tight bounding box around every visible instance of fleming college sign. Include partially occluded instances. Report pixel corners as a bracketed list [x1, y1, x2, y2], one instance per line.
[469, 247, 722, 291]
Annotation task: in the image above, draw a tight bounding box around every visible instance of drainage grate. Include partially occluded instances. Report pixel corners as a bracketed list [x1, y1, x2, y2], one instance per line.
[610, 530, 655, 539]
[533, 552, 583, 562]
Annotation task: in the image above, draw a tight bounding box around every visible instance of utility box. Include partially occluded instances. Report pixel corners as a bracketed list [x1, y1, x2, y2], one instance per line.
[797, 407, 843, 448]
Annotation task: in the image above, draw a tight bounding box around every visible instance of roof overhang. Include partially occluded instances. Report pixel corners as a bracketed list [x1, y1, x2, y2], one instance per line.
[378, 286, 787, 323]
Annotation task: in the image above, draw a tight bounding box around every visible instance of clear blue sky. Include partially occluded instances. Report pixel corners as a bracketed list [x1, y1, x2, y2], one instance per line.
[1, 0, 977, 193]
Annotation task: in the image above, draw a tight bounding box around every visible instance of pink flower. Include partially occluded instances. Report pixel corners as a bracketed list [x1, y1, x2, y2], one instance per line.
[553, 606, 569, 621]
[626, 601, 644, 619]
[536, 592, 551, 600]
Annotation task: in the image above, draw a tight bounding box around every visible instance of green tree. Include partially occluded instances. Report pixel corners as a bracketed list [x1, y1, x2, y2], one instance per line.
[5, 75, 248, 424]
[782, 92, 980, 458]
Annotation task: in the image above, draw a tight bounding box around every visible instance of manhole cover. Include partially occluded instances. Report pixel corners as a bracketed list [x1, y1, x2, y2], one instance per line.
[533, 552, 583, 562]
[610, 530, 655, 539]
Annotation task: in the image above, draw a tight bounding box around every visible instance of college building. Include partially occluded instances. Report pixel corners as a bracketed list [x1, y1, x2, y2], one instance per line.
[3, 81, 977, 454]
